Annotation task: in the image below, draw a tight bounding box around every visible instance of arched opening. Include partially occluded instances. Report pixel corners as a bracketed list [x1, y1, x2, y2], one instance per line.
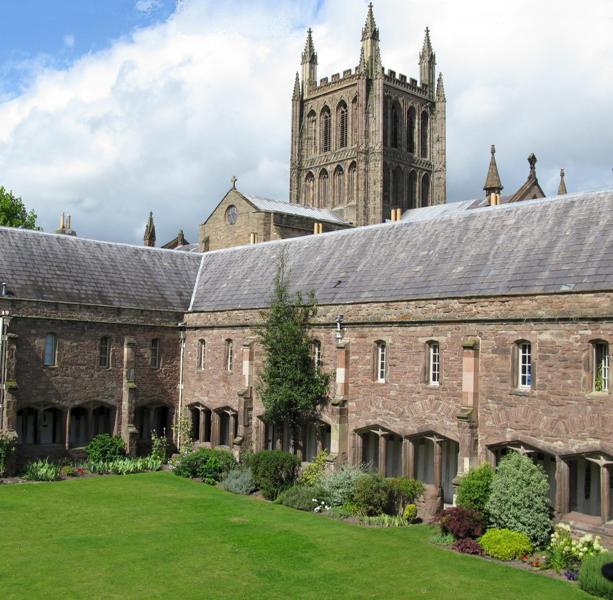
[348, 162, 357, 203]
[69, 407, 89, 446]
[304, 421, 332, 462]
[320, 106, 331, 153]
[190, 405, 212, 444]
[303, 172, 315, 206]
[337, 101, 348, 148]
[383, 167, 391, 220]
[407, 171, 417, 209]
[135, 405, 171, 441]
[92, 405, 113, 437]
[391, 103, 400, 149]
[569, 456, 601, 517]
[421, 173, 430, 207]
[318, 169, 329, 208]
[386, 434, 403, 477]
[412, 434, 459, 504]
[392, 166, 404, 211]
[16, 407, 38, 444]
[306, 110, 317, 155]
[407, 106, 416, 153]
[420, 110, 429, 158]
[39, 407, 63, 444]
[333, 165, 344, 207]
[351, 96, 358, 144]
[383, 96, 389, 147]
[361, 431, 379, 471]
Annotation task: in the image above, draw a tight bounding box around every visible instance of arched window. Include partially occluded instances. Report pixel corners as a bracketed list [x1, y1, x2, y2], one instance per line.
[197, 339, 206, 370]
[375, 341, 387, 383]
[348, 162, 357, 203]
[391, 103, 400, 149]
[420, 110, 429, 158]
[392, 167, 403, 210]
[427, 341, 440, 385]
[337, 102, 348, 149]
[44, 333, 57, 366]
[421, 173, 430, 207]
[383, 97, 389, 146]
[318, 169, 329, 208]
[407, 171, 417, 209]
[150, 338, 160, 369]
[383, 167, 391, 220]
[306, 110, 317, 155]
[407, 106, 416, 153]
[593, 340, 609, 392]
[303, 172, 315, 206]
[333, 165, 344, 207]
[99, 336, 110, 369]
[225, 339, 234, 372]
[515, 341, 532, 389]
[312, 340, 322, 370]
[320, 106, 331, 153]
[351, 96, 358, 144]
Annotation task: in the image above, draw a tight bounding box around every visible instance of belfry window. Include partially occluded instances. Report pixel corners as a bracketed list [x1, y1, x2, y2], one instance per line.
[337, 102, 348, 148]
[321, 107, 331, 153]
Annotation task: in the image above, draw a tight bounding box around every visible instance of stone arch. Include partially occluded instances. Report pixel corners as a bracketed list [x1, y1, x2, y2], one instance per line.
[306, 110, 317, 156]
[347, 161, 357, 204]
[407, 170, 417, 209]
[351, 95, 358, 144]
[421, 172, 430, 206]
[391, 101, 401, 149]
[320, 105, 331, 153]
[420, 110, 429, 158]
[353, 424, 402, 476]
[407, 105, 416, 153]
[317, 169, 329, 208]
[188, 402, 212, 444]
[392, 166, 404, 211]
[333, 164, 344, 207]
[336, 100, 348, 149]
[303, 171, 315, 206]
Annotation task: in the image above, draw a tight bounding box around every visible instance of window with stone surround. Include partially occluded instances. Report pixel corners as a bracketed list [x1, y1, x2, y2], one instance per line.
[517, 341, 532, 389]
[225, 339, 234, 372]
[197, 339, 206, 370]
[375, 341, 387, 383]
[348, 162, 357, 203]
[427, 341, 440, 385]
[407, 106, 416, 153]
[333, 165, 344, 207]
[304, 172, 315, 205]
[391, 103, 400, 149]
[318, 169, 329, 208]
[351, 96, 358, 144]
[307, 110, 317, 155]
[99, 336, 110, 369]
[43, 333, 57, 366]
[337, 101, 348, 148]
[150, 338, 161, 369]
[420, 110, 429, 158]
[593, 340, 610, 392]
[312, 340, 322, 371]
[320, 106, 331, 153]
[421, 173, 430, 207]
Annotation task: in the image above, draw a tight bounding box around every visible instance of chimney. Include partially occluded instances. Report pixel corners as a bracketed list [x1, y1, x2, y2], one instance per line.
[313, 222, 323, 234]
[55, 212, 77, 236]
[487, 192, 501, 206]
[390, 208, 402, 222]
[249, 232, 258, 244]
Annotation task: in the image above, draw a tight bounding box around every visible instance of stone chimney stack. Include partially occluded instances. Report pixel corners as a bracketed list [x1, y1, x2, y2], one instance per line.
[55, 213, 77, 236]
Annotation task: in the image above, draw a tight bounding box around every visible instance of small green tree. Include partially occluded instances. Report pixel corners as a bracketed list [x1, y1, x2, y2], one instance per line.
[457, 463, 494, 517]
[257, 249, 330, 430]
[0, 187, 39, 229]
[486, 452, 552, 547]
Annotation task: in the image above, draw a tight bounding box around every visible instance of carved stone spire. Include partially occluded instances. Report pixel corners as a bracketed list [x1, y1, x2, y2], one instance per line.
[558, 169, 568, 195]
[436, 72, 446, 102]
[301, 28, 317, 88]
[483, 145, 503, 196]
[292, 71, 301, 100]
[301, 28, 316, 64]
[359, 2, 382, 77]
[419, 27, 436, 92]
[144, 211, 156, 247]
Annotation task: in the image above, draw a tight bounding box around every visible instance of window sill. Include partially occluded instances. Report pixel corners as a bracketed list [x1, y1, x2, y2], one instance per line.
[427, 383, 441, 388]
[587, 391, 610, 400]
[510, 389, 534, 397]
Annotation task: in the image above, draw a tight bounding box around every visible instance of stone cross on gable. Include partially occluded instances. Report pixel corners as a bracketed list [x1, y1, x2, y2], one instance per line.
[231, 175, 237, 189]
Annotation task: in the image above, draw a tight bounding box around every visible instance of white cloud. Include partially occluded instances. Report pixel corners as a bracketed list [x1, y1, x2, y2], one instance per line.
[135, 0, 162, 13]
[0, 0, 612, 245]
[63, 34, 76, 49]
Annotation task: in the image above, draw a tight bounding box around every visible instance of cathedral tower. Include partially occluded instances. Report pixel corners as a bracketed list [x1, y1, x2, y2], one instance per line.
[289, 3, 446, 225]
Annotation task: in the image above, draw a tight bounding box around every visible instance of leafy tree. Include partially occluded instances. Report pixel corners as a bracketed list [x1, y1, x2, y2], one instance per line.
[0, 187, 39, 229]
[457, 463, 494, 517]
[257, 248, 330, 430]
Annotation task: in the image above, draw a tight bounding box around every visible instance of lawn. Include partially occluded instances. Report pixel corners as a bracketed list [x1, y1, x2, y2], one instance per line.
[0, 472, 591, 599]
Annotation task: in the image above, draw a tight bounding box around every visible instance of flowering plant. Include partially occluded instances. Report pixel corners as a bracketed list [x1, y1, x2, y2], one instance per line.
[546, 523, 605, 573]
[312, 498, 331, 513]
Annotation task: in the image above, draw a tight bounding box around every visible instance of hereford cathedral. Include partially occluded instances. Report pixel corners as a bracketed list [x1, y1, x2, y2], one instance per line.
[1, 5, 612, 537]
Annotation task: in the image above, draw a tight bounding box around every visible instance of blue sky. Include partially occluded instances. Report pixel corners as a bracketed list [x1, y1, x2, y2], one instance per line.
[0, 0, 611, 245]
[0, 0, 176, 97]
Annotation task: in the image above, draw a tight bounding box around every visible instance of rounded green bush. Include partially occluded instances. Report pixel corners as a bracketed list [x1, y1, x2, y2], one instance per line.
[354, 474, 394, 516]
[457, 463, 494, 517]
[479, 528, 532, 561]
[403, 503, 418, 521]
[173, 448, 235, 484]
[222, 468, 257, 495]
[85, 434, 126, 463]
[249, 450, 301, 500]
[275, 484, 326, 511]
[485, 452, 552, 547]
[579, 551, 613, 599]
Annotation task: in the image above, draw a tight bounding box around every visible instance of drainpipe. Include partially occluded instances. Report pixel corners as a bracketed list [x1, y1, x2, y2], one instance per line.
[0, 310, 10, 429]
[177, 322, 187, 451]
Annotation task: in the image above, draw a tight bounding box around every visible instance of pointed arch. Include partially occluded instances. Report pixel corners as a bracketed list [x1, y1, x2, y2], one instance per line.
[421, 172, 430, 206]
[337, 101, 348, 149]
[383, 96, 390, 147]
[383, 166, 391, 220]
[303, 172, 315, 206]
[351, 96, 358, 145]
[407, 106, 416, 154]
[407, 170, 417, 209]
[306, 110, 317, 155]
[391, 102, 400, 149]
[333, 165, 345, 207]
[318, 169, 329, 208]
[348, 161, 357, 203]
[392, 166, 404, 211]
[320, 106, 331, 153]
[420, 110, 429, 158]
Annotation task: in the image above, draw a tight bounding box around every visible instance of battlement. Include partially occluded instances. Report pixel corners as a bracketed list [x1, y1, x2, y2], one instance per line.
[384, 69, 430, 97]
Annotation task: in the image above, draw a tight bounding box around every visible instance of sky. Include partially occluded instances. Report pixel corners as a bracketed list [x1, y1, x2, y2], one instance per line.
[0, 0, 612, 245]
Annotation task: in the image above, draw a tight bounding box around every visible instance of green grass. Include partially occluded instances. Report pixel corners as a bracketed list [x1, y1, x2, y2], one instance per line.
[0, 472, 590, 599]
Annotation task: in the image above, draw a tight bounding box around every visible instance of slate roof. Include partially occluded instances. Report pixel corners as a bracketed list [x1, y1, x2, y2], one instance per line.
[190, 190, 613, 312]
[0, 227, 202, 311]
[243, 194, 351, 225]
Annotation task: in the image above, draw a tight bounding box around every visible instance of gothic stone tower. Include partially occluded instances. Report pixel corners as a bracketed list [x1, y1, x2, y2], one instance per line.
[289, 3, 446, 226]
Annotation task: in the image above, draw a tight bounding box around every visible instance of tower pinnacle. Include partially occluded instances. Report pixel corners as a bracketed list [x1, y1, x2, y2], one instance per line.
[436, 72, 446, 101]
[301, 28, 317, 88]
[358, 2, 382, 77]
[301, 28, 316, 65]
[483, 145, 503, 196]
[362, 2, 379, 41]
[144, 211, 156, 247]
[558, 168, 568, 195]
[419, 27, 436, 91]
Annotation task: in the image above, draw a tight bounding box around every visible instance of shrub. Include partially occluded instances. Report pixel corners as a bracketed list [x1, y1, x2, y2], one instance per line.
[320, 463, 367, 507]
[453, 538, 484, 555]
[222, 468, 257, 495]
[298, 449, 329, 486]
[354, 474, 394, 516]
[88, 456, 161, 475]
[457, 463, 494, 517]
[479, 528, 532, 561]
[330, 502, 360, 519]
[436, 506, 485, 539]
[387, 477, 425, 514]
[486, 452, 552, 547]
[356, 514, 409, 528]
[547, 523, 606, 573]
[249, 450, 300, 500]
[173, 448, 236, 484]
[579, 551, 613, 599]
[150, 431, 171, 463]
[85, 434, 126, 463]
[0, 430, 18, 476]
[430, 532, 455, 546]
[275, 485, 325, 511]
[23, 458, 62, 481]
[403, 503, 418, 521]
